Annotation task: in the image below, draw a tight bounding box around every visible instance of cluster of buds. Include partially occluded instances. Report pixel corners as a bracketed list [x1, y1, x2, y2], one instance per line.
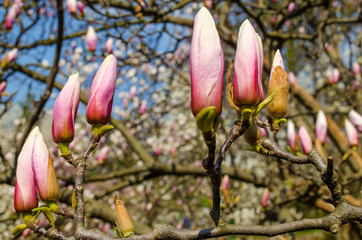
[287, 120, 314, 154]
[52, 54, 117, 153]
[14, 127, 60, 212]
[67, 0, 85, 17]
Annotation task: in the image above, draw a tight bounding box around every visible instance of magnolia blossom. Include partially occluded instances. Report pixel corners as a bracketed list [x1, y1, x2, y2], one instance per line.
[269, 50, 285, 80]
[287, 120, 297, 151]
[348, 110, 362, 133]
[326, 68, 340, 84]
[32, 128, 60, 203]
[52, 72, 81, 143]
[139, 100, 147, 115]
[316, 110, 328, 144]
[299, 126, 313, 154]
[105, 38, 114, 53]
[288, 2, 296, 12]
[67, 0, 77, 14]
[78, 1, 85, 17]
[14, 128, 39, 212]
[288, 71, 296, 85]
[130, 86, 136, 100]
[352, 62, 360, 76]
[190, 7, 224, 117]
[86, 26, 97, 52]
[86, 54, 117, 125]
[97, 146, 110, 164]
[261, 188, 269, 208]
[5, 5, 17, 29]
[0, 81, 6, 95]
[233, 19, 263, 106]
[345, 119, 358, 147]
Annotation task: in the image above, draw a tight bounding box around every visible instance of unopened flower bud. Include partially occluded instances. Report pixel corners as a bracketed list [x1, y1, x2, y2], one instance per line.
[316, 110, 327, 144]
[114, 194, 134, 238]
[86, 54, 117, 125]
[349, 110, 362, 133]
[86, 26, 97, 52]
[268, 50, 289, 118]
[345, 119, 358, 147]
[299, 126, 313, 154]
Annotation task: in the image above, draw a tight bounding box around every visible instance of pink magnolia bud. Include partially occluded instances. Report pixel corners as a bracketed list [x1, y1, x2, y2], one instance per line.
[261, 188, 269, 207]
[5, 5, 17, 29]
[326, 68, 340, 84]
[288, 71, 296, 85]
[32, 128, 60, 203]
[52, 72, 81, 143]
[233, 19, 263, 107]
[86, 54, 117, 125]
[130, 86, 136, 100]
[86, 26, 97, 52]
[154, 144, 162, 156]
[353, 79, 360, 91]
[123, 97, 128, 109]
[78, 1, 85, 18]
[287, 2, 296, 12]
[14, 128, 39, 212]
[139, 100, 147, 115]
[332, 68, 340, 83]
[349, 110, 362, 133]
[190, 7, 224, 117]
[287, 120, 297, 151]
[269, 49, 285, 80]
[345, 119, 358, 147]
[8, 48, 18, 62]
[67, 0, 77, 15]
[105, 38, 114, 53]
[352, 62, 360, 77]
[316, 110, 327, 144]
[0, 81, 6, 95]
[221, 175, 229, 190]
[299, 126, 313, 154]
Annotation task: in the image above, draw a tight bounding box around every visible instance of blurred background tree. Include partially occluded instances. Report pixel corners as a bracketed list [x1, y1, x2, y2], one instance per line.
[0, 0, 361, 239]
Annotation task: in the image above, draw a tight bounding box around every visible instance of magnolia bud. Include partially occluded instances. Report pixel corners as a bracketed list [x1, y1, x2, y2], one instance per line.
[316, 110, 327, 144]
[52, 72, 81, 143]
[86, 26, 97, 52]
[268, 50, 289, 118]
[345, 119, 358, 147]
[233, 19, 263, 107]
[86, 54, 117, 125]
[190, 7, 224, 117]
[299, 126, 313, 154]
[348, 110, 362, 133]
[114, 194, 134, 237]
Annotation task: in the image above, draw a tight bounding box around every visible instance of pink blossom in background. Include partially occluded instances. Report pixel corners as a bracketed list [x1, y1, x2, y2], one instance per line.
[0, 82, 6, 95]
[190, 7, 224, 117]
[287, 120, 297, 151]
[203, 0, 212, 8]
[345, 119, 358, 147]
[97, 146, 110, 164]
[123, 97, 128, 109]
[154, 144, 162, 156]
[86, 26, 97, 52]
[349, 110, 362, 133]
[326, 68, 340, 84]
[261, 188, 269, 207]
[105, 37, 114, 53]
[78, 1, 85, 17]
[67, 0, 77, 15]
[288, 2, 296, 12]
[353, 79, 360, 91]
[5, 5, 17, 29]
[221, 175, 229, 190]
[233, 19, 264, 106]
[130, 86, 136, 100]
[139, 100, 147, 115]
[352, 62, 360, 78]
[288, 71, 296, 85]
[299, 126, 313, 154]
[316, 110, 328, 144]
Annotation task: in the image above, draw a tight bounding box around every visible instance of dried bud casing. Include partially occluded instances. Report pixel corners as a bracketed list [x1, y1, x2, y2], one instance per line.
[114, 194, 134, 237]
[268, 66, 289, 118]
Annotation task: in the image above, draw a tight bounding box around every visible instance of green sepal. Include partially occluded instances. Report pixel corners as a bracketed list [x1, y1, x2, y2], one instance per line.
[58, 142, 70, 157]
[114, 225, 122, 238]
[196, 106, 216, 133]
[94, 125, 115, 138]
[23, 212, 35, 223]
[241, 108, 252, 122]
[253, 90, 277, 117]
[48, 201, 60, 212]
[72, 189, 77, 209]
[42, 207, 55, 227]
[12, 224, 28, 236]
